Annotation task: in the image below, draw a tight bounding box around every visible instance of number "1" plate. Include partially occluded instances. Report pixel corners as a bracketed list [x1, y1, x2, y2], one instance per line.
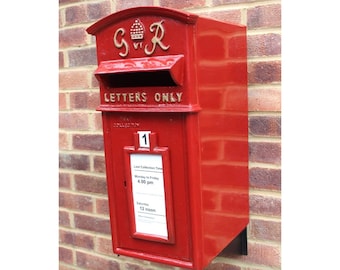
[137, 131, 151, 148]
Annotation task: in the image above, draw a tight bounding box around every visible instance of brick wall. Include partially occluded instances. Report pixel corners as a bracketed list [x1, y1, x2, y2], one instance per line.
[59, 0, 281, 269]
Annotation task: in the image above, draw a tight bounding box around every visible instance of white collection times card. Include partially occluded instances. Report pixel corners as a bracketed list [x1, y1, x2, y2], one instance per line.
[130, 153, 168, 238]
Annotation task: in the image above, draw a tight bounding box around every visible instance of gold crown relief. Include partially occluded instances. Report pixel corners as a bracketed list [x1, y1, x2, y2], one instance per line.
[130, 19, 145, 40]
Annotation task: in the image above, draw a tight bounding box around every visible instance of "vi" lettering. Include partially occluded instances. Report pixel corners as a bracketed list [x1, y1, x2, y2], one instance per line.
[133, 42, 143, 50]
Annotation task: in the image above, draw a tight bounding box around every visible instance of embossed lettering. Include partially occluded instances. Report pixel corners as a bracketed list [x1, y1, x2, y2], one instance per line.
[113, 28, 129, 57]
[114, 19, 171, 58]
[104, 92, 110, 102]
[145, 20, 170, 55]
[133, 42, 143, 50]
[154, 92, 183, 103]
[104, 92, 182, 103]
[154, 92, 161, 102]
[113, 122, 140, 128]
[104, 92, 147, 103]
[176, 92, 183, 102]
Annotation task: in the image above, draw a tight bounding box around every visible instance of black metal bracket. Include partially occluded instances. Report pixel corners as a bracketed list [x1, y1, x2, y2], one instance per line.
[240, 227, 248, 255]
[218, 226, 248, 256]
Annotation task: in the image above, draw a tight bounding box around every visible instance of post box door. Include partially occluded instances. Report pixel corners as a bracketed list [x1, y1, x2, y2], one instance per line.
[102, 111, 194, 266]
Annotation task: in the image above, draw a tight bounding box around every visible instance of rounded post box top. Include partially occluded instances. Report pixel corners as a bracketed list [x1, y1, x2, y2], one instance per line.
[86, 6, 199, 35]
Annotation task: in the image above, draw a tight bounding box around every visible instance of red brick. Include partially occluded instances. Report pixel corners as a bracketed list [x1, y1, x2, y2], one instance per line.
[93, 155, 106, 173]
[88, 92, 100, 109]
[115, 0, 153, 11]
[59, 210, 71, 227]
[159, 0, 204, 9]
[248, 61, 281, 84]
[59, 51, 64, 68]
[94, 112, 103, 131]
[250, 194, 281, 217]
[205, 262, 241, 270]
[59, 247, 73, 264]
[59, 172, 71, 189]
[74, 174, 107, 194]
[59, 229, 95, 250]
[59, 192, 94, 212]
[247, 33, 281, 57]
[250, 167, 281, 191]
[65, 5, 87, 25]
[149, 261, 177, 270]
[59, 0, 79, 5]
[59, 70, 90, 90]
[59, 112, 89, 130]
[59, 27, 87, 48]
[70, 92, 88, 110]
[59, 8, 64, 28]
[96, 198, 109, 215]
[73, 134, 104, 151]
[70, 91, 100, 110]
[248, 88, 281, 112]
[125, 263, 154, 270]
[247, 4, 281, 29]
[96, 237, 113, 255]
[59, 92, 67, 110]
[249, 219, 281, 242]
[91, 73, 99, 88]
[213, 0, 254, 4]
[249, 115, 281, 137]
[76, 251, 119, 270]
[59, 132, 69, 150]
[68, 48, 97, 67]
[200, 9, 242, 25]
[59, 265, 77, 270]
[74, 213, 111, 234]
[244, 242, 281, 268]
[87, 1, 112, 21]
[59, 153, 90, 171]
[218, 241, 281, 270]
[249, 142, 281, 165]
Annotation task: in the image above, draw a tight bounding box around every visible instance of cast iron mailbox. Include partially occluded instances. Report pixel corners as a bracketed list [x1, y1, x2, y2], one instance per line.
[87, 6, 248, 269]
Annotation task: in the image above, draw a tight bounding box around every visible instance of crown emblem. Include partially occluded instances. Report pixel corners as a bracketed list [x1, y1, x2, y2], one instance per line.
[130, 19, 145, 40]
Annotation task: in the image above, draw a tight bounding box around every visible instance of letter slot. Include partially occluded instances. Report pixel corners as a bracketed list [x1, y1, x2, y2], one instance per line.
[95, 55, 184, 88]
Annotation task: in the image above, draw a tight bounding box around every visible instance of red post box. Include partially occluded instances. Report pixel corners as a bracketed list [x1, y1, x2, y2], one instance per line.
[87, 6, 248, 269]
